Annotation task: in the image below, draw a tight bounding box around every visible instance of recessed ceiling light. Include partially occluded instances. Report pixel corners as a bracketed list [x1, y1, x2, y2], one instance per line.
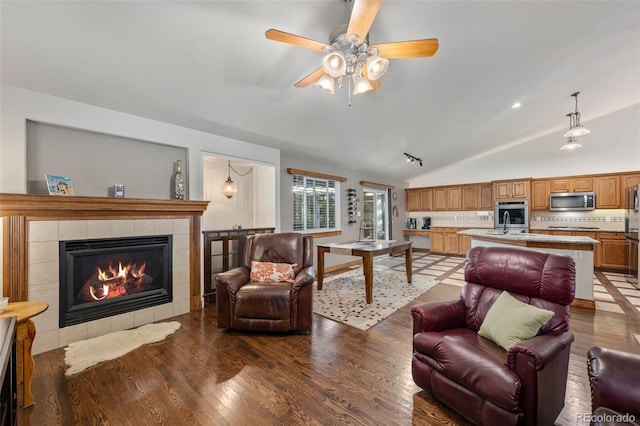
[511, 101, 522, 109]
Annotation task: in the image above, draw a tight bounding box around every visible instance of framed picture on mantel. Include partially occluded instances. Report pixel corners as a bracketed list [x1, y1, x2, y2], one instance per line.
[45, 174, 74, 196]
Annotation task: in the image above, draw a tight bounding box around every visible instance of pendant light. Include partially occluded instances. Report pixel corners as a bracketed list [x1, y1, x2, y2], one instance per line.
[560, 137, 583, 151]
[222, 161, 237, 199]
[563, 91, 591, 138]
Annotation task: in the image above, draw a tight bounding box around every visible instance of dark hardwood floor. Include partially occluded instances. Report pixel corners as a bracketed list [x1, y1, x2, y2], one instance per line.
[22, 255, 640, 425]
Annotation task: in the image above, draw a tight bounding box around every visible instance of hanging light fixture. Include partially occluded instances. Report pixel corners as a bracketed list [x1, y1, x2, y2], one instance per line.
[560, 136, 582, 151]
[222, 161, 238, 199]
[563, 91, 591, 138]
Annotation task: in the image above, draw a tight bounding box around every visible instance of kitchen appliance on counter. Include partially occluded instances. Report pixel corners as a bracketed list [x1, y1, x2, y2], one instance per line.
[407, 218, 417, 229]
[549, 192, 595, 211]
[495, 200, 529, 232]
[624, 185, 639, 288]
[422, 217, 431, 229]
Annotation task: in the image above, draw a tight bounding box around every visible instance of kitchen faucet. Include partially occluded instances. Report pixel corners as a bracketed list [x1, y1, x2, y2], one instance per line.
[503, 211, 510, 233]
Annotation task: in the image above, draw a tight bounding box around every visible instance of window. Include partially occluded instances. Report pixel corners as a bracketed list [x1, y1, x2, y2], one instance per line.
[293, 175, 340, 231]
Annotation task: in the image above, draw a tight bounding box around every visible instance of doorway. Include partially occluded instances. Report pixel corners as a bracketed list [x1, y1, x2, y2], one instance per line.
[361, 188, 389, 241]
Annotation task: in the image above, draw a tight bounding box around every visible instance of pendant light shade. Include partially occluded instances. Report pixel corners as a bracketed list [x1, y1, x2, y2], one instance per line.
[352, 74, 373, 94]
[315, 73, 335, 94]
[222, 161, 238, 199]
[560, 137, 583, 151]
[366, 55, 389, 80]
[322, 51, 347, 78]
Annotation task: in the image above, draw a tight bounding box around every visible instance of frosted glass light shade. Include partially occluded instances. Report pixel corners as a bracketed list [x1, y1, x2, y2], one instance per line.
[563, 126, 591, 138]
[353, 75, 373, 94]
[560, 137, 583, 151]
[366, 55, 389, 80]
[322, 51, 347, 78]
[315, 74, 335, 94]
[222, 177, 237, 199]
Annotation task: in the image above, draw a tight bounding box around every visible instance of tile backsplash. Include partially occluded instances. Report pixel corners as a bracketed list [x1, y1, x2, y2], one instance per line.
[407, 209, 625, 231]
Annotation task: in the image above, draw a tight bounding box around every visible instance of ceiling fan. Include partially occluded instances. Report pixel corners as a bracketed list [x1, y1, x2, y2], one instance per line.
[265, 0, 439, 96]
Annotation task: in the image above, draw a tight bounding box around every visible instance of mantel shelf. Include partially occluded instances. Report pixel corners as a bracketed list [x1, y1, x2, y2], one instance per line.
[0, 193, 209, 219]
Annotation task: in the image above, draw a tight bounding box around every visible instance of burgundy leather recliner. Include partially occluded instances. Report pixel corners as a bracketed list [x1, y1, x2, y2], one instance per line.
[411, 246, 576, 425]
[215, 232, 314, 333]
[587, 346, 640, 425]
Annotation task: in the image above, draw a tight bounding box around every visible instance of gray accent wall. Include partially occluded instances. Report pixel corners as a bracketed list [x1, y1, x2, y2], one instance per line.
[27, 121, 187, 199]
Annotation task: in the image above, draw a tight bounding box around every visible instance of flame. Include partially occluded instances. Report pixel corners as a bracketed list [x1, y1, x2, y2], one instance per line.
[88, 261, 147, 302]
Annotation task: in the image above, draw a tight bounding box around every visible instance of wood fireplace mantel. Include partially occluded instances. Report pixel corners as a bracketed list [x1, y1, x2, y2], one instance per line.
[1, 193, 209, 310]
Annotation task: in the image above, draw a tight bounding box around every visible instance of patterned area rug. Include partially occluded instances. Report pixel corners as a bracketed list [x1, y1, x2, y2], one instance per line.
[313, 268, 438, 331]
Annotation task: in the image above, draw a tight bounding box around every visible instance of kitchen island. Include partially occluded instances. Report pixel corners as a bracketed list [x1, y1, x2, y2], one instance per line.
[458, 229, 600, 308]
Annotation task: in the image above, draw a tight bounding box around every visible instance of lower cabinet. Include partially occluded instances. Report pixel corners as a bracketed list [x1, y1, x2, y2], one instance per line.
[597, 232, 627, 270]
[429, 228, 469, 256]
[430, 228, 444, 253]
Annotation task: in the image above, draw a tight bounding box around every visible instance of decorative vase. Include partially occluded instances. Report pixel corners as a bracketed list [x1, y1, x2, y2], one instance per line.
[174, 160, 185, 200]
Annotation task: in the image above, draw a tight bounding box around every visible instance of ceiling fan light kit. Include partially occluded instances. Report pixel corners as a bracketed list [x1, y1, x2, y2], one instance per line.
[265, 0, 438, 99]
[561, 91, 590, 150]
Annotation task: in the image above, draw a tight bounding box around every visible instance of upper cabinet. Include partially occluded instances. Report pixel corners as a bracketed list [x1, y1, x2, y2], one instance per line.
[493, 179, 531, 201]
[531, 180, 550, 210]
[405, 183, 491, 212]
[594, 175, 620, 209]
[549, 177, 593, 193]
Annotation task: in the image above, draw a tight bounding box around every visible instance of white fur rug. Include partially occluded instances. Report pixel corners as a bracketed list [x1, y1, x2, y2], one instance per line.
[64, 321, 181, 376]
[313, 268, 438, 331]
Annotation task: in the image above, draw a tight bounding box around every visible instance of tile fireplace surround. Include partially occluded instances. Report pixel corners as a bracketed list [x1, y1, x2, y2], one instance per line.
[0, 194, 209, 354]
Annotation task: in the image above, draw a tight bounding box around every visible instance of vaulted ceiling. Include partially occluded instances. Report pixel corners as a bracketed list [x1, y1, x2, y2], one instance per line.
[2, 1, 639, 181]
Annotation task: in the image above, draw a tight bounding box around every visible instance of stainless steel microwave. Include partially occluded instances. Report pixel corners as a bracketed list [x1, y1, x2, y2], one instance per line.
[549, 192, 596, 211]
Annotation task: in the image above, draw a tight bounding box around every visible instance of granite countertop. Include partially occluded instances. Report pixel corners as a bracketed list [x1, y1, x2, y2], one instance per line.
[458, 228, 600, 245]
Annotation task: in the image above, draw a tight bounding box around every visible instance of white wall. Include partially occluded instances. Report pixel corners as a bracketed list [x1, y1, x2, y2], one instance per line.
[409, 104, 640, 187]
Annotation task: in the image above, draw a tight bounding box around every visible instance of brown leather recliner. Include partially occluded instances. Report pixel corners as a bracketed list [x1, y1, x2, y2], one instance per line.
[411, 246, 576, 425]
[587, 346, 640, 426]
[215, 232, 314, 333]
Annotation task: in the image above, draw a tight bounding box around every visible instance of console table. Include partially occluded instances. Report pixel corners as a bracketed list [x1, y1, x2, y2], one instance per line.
[202, 227, 275, 305]
[0, 301, 48, 408]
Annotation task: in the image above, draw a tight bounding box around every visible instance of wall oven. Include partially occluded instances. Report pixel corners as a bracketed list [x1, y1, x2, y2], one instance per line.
[495, 201, 529, 231]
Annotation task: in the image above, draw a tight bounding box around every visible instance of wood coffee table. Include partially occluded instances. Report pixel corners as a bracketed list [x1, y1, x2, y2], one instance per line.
[316, 240, 413, 304]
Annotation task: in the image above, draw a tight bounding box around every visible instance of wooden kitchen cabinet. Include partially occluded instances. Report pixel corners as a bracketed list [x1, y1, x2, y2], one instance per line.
[493, 179, 530, 200]
[443, 228, 459, 254]
[531, 180, 550, 210]
[420, 188, 434, 211]
[430, 228, 444, 253]
[479, 184, 493, 210]
[459, 234, 472, 255]
[594, 175, 620, 208]
[447, 187, 462, 211]
[462, 186, 478, 210]
[596, 232, 627, 270]
[549, 177, 593, 193]
[433, 187, 447, 211]
[621, 173, 640, 205]
[406, 189, 420, 212]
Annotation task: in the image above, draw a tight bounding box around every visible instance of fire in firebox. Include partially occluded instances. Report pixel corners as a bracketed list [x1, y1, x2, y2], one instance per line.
[78, 260, 154, 303]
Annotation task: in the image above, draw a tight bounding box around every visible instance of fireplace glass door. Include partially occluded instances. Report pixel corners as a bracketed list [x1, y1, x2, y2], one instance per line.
[59, 235, 172, 327]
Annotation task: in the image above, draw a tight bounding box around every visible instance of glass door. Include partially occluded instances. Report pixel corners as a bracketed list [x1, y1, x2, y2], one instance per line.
[362, 188, 389, 240]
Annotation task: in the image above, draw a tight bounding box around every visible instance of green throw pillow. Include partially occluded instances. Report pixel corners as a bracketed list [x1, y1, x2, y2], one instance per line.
[478, 291, 555, 350]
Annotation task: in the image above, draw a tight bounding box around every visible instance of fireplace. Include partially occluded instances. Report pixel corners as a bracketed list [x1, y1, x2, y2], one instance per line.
[59, 235, 173, 328]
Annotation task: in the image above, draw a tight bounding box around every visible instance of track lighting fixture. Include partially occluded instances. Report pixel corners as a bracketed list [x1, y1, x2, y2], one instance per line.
[404, 152, 422, 167]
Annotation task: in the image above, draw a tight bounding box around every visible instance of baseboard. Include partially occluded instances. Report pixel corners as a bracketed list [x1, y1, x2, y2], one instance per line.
[571, 298, 596, 309]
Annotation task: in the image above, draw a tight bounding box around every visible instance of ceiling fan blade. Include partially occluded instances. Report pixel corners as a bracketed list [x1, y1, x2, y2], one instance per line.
[265, 29, 331, 52]
[370, 39, 439, 58]
[346, 0, 382, 44]
[294, 68, 326, 88]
